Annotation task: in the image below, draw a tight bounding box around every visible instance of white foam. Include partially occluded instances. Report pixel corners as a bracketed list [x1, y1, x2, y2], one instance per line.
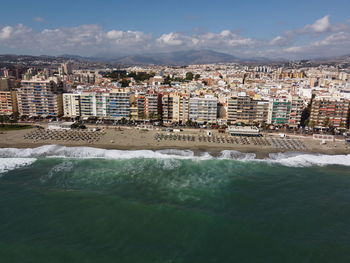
[266, 152, 350, 167]
[0, 145, 349, 167]
[219, 150, 256, 160]
[0, 158, 37, 175]
[0, 145, 213, 160]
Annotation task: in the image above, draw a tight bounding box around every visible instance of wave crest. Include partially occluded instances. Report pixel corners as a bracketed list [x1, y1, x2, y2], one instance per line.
[0, 158, 37, 175]
[0, 145, 349, 167]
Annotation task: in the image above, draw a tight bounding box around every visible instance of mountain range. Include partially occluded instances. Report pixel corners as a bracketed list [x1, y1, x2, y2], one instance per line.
[109, 50, 244, 65]
[1, 50, 350, 66]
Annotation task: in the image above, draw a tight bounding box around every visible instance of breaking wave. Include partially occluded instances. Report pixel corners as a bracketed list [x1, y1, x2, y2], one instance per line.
[0, 158, 37, 175]
[0, 145, 349, 168]
[267, 152, 350, 167]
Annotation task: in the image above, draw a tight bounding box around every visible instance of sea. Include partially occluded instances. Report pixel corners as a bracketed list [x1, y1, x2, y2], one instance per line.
[0, 145, 350, 263]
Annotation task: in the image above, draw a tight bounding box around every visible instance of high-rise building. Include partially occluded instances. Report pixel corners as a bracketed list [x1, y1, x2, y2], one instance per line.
[288, 96, 304, 127]
[0, 91, 18, 115]
[0, 77, 16, 91]
[107, 91, 132, 119]
[161, 93, 175, 123]
[63, 90, 132, 119]
[189, 96, 218, 123]
[144, 93, 162, 120]
[17, 77, 64, 116]
[267, 98, 292, 125]
[63, 93, 81, 117]
[227, 96, 269, 124]
[161, 93, 189, 124]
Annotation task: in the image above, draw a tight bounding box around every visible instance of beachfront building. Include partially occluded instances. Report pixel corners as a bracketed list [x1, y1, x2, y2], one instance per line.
[107, 90, 132, 119]
[189, 96, 218, 123]
[161, 93, 189, 124]
[145, 93, 162, 120]
[162, 93, 176, 123]
[0, 90, 18, 115]
[288, 96, 304, 127]
[136, 95, 146, 120]
[136, 93, 162, 120]
[227, 96, 269, 124]
[17, 77, 64, 117]
[63, 93, 81, 117]
[309, 96, 350, 128]
[267, 98, 292, 125]
[63, 90, 132, 119]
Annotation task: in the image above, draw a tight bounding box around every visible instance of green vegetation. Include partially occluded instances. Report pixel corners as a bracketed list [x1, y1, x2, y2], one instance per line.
[120, 79, 131, 87]
[104, 71, 156, 83]
[185, 72, 194, 80]
[128, 72, 155, 82]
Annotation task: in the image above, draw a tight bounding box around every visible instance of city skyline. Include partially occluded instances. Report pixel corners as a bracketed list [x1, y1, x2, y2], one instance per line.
[1, 0, 350, 59]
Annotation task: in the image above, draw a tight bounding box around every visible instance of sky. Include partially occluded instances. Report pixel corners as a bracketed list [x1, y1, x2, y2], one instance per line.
[0, 0, 350, 59]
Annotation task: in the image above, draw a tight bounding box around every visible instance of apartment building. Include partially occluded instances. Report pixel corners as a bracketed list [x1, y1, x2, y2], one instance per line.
[267, 98, 292, 125]
[17, 77, 64, 116]
[227, 96, 269, 124]
[161, 93, 189, 124]
[136, 93, 162, 120]
[189, 96, 218, 123]
[310, 97, 350, 128]
[0, 91, 18, 115]
[162, 93, 176, 123]
[0, 77, 16, 91]
[288, 96, 304, 127]
[63, 90, 132, 119]
[107, 91, 132, 119]
[63, 93, 81, 117]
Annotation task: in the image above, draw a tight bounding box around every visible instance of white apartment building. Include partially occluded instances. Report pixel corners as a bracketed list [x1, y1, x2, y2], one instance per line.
[189, 96, 218, 123]
[63, 90, 132, 119]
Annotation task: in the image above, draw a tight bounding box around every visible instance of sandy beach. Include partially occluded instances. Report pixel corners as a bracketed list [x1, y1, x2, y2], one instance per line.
[0, 126, 349, 158]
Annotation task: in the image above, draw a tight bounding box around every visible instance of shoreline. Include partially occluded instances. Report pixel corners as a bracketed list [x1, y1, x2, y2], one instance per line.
[0, 141, 349, 160]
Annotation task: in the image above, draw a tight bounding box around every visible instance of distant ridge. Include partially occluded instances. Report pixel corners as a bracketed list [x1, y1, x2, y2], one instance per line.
[1, 51, 350, 66]
[111, 50, 241, 65]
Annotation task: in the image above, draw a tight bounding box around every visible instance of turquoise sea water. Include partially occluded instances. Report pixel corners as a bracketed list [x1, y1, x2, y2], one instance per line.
[0, 145, 350, 263]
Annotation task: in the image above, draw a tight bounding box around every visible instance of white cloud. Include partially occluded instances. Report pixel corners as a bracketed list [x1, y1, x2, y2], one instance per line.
[306, 15, 331, 33]
[0, 18, 350, 59]
[313, 31, 350, 46]
[0, 26, 13, 40]
[157, 32, 195, 46]
[269, 35, 291, 46]
[157, 30, 255, 50]
[0, 24, 151, 55]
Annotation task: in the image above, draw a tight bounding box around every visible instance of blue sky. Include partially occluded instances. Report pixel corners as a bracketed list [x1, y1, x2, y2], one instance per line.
[1, 0, 350, 58]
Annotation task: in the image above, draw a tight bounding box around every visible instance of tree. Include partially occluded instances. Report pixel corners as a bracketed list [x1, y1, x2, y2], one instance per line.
[309, 120, 316, 131]
[163, 75, 171, 85]
[194, 74, 200, 80]
[138, 112, 145, 120]
[185, 72, 194, 81]
[120, 79, 131, 87]
[323, 117, 331, 128]
[148, 112, 156, 120]
[0, 115, 9, 125]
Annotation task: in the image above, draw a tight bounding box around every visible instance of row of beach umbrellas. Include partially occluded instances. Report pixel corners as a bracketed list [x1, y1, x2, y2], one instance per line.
[24, 128, 104, 143]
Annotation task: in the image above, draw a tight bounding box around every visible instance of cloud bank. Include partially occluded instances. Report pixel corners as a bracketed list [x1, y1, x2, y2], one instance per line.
[0, 15, 349, 58]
